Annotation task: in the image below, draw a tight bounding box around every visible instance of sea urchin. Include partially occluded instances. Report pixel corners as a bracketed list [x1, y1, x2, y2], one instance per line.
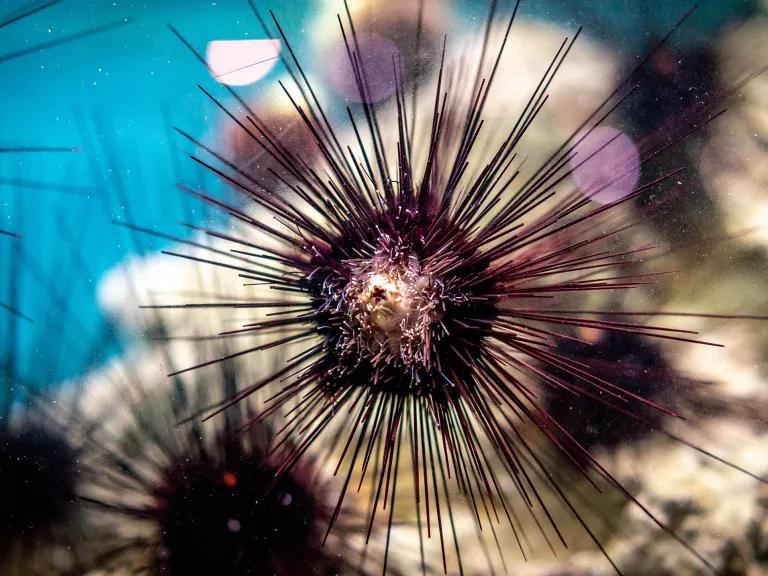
[157, 1, 768, 573]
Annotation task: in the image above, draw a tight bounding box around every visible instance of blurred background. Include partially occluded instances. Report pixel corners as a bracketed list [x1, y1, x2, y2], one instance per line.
[0, 0, 762, 384]
[1, 0, 767, 574]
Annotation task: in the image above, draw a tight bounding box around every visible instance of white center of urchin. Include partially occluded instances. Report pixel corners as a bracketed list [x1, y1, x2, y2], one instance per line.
[323, 242, 448, 371]
[360, 270, 433, 354]
[344, 255, 444, 368]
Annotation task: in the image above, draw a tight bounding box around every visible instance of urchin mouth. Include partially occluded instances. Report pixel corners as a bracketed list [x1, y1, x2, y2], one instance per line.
[352, 254, 443, 368]
[320, 234, 450, 375]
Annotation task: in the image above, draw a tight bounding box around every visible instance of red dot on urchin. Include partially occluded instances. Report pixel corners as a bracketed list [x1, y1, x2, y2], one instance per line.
[222, 471, 238, 488]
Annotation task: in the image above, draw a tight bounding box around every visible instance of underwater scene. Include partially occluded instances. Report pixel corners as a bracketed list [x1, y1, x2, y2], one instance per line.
[1, 0, 768, 574]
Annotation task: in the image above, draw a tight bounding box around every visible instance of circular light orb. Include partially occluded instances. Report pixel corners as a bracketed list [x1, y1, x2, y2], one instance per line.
[206, 39, 280, 86]
[570, 126, 641, 204]
[324, 34, 403, 103]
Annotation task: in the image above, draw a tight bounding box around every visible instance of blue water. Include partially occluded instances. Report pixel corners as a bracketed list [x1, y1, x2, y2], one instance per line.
[0, 0, 757, 388]
[1, 0, 319, 387]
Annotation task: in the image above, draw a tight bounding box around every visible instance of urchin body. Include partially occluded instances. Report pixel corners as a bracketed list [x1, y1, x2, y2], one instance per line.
[312, 212, 496, 395]
[155, 442, 331, 576]
[169, 7, 705, 572]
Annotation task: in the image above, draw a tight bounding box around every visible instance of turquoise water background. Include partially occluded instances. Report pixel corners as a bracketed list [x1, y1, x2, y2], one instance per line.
[0, 0, 756, 389]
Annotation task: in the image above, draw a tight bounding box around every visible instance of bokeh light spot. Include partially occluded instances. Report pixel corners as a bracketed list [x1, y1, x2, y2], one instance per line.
[206, 39, 280, 86]
[324, 34, 402, 103]
[570, 126, 640, 204]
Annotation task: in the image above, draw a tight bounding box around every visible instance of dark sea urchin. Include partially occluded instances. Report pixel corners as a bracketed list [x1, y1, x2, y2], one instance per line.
[86, 425, 354, 575]
[0, 368, 94, 575]
[156, 1, 768, 574]
[0, 416, 81, 575]
[78, 353, 372, 576]
[155, 441, 328, 575]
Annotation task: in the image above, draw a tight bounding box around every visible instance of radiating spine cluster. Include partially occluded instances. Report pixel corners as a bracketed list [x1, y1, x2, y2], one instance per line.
[114, 1, 768, 575]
